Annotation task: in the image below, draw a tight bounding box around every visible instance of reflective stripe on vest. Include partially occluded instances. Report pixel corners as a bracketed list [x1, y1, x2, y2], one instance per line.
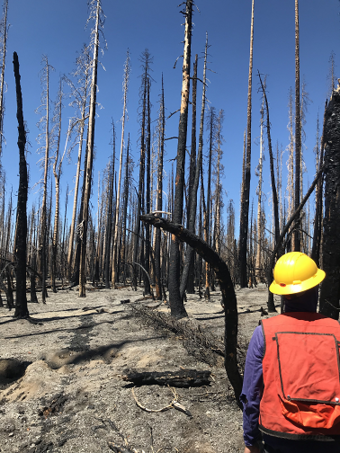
[259, 312, 340, 440]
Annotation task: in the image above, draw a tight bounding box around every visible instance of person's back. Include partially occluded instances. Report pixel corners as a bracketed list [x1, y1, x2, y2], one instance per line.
[240, 252, 340, 453]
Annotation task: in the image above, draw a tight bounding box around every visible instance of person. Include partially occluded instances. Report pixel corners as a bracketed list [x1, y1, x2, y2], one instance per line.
[240, 252, 340, 453]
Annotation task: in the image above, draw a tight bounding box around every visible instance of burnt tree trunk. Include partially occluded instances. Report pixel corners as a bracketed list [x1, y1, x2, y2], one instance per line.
[239, 0, 255, 288]
[311, 101, 327, 266]
[168, 0, 192, 319]
[13, 52, 29, 319]
[141, 214, 242, 406]
[185, 54, 198, 295]
[293, 0, 302, 251]
[154, 77, 165, 300]
[320, 90, 340, 320]
[258, 73, 280, 312]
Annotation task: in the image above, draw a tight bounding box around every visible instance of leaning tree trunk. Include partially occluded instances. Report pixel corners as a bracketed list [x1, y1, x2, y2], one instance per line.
[141, 214, 242, 407]
[13, 52, 29, 319]
[319, 89, 340, 320]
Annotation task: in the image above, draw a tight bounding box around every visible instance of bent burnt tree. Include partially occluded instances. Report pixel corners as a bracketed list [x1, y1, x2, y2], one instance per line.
[141, 214, 243, 406]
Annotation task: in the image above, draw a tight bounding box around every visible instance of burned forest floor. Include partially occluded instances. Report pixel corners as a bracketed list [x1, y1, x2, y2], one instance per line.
[0, 283, 280, 453]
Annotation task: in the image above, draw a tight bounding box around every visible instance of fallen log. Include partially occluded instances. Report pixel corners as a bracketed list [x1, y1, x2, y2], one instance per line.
[122, 369, 211, 388]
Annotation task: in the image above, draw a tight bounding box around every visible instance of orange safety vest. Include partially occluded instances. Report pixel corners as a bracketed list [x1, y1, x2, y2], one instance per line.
[259, 312, 340, 440]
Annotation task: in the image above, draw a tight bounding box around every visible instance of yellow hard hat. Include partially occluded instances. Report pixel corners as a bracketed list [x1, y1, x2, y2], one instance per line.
[269, 252, 325, 295]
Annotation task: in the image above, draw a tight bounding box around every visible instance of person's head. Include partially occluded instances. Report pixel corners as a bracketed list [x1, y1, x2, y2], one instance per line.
[269, 252, 326, 312]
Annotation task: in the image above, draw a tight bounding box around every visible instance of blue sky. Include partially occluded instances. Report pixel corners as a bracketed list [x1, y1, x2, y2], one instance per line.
[2, 0, 340, 232]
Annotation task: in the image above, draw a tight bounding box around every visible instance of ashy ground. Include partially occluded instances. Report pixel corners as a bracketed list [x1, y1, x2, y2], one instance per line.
[0, 284, 280, 453]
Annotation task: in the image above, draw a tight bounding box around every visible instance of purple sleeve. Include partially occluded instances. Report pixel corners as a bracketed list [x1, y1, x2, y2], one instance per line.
[239, 324, 264, 447]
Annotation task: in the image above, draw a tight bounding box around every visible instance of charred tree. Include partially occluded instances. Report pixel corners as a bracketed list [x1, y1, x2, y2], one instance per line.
[311, 102, 327, 266]
[120, 136, 132, 285]
[66, 45, 91, 281]
[258, 73, 281, 312]
[238, 0, 255, 288]
[319, 89, 340, 320]
[79, 0, 103, 297]
[180, 33, 208, 299]
[213, 110, 224, 260]
[112, 50, 130, 286]
[13, 52, 29, 319]
[0, 0, 8, 174]
[185, 54, 198, 295]
[154, 76, 165, 300]
[255, 82, 265, 282]
[132, 49, 152, 291]
[51, 80, 67, 293]
[293, 0, 302, 251]
[36, 56, 54, 303]
[104, 123, 115, 287]
[144, 79, 152, 296]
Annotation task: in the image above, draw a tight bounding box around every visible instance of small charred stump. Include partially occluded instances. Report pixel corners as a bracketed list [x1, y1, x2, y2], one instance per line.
[122, 369, 211, 388]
